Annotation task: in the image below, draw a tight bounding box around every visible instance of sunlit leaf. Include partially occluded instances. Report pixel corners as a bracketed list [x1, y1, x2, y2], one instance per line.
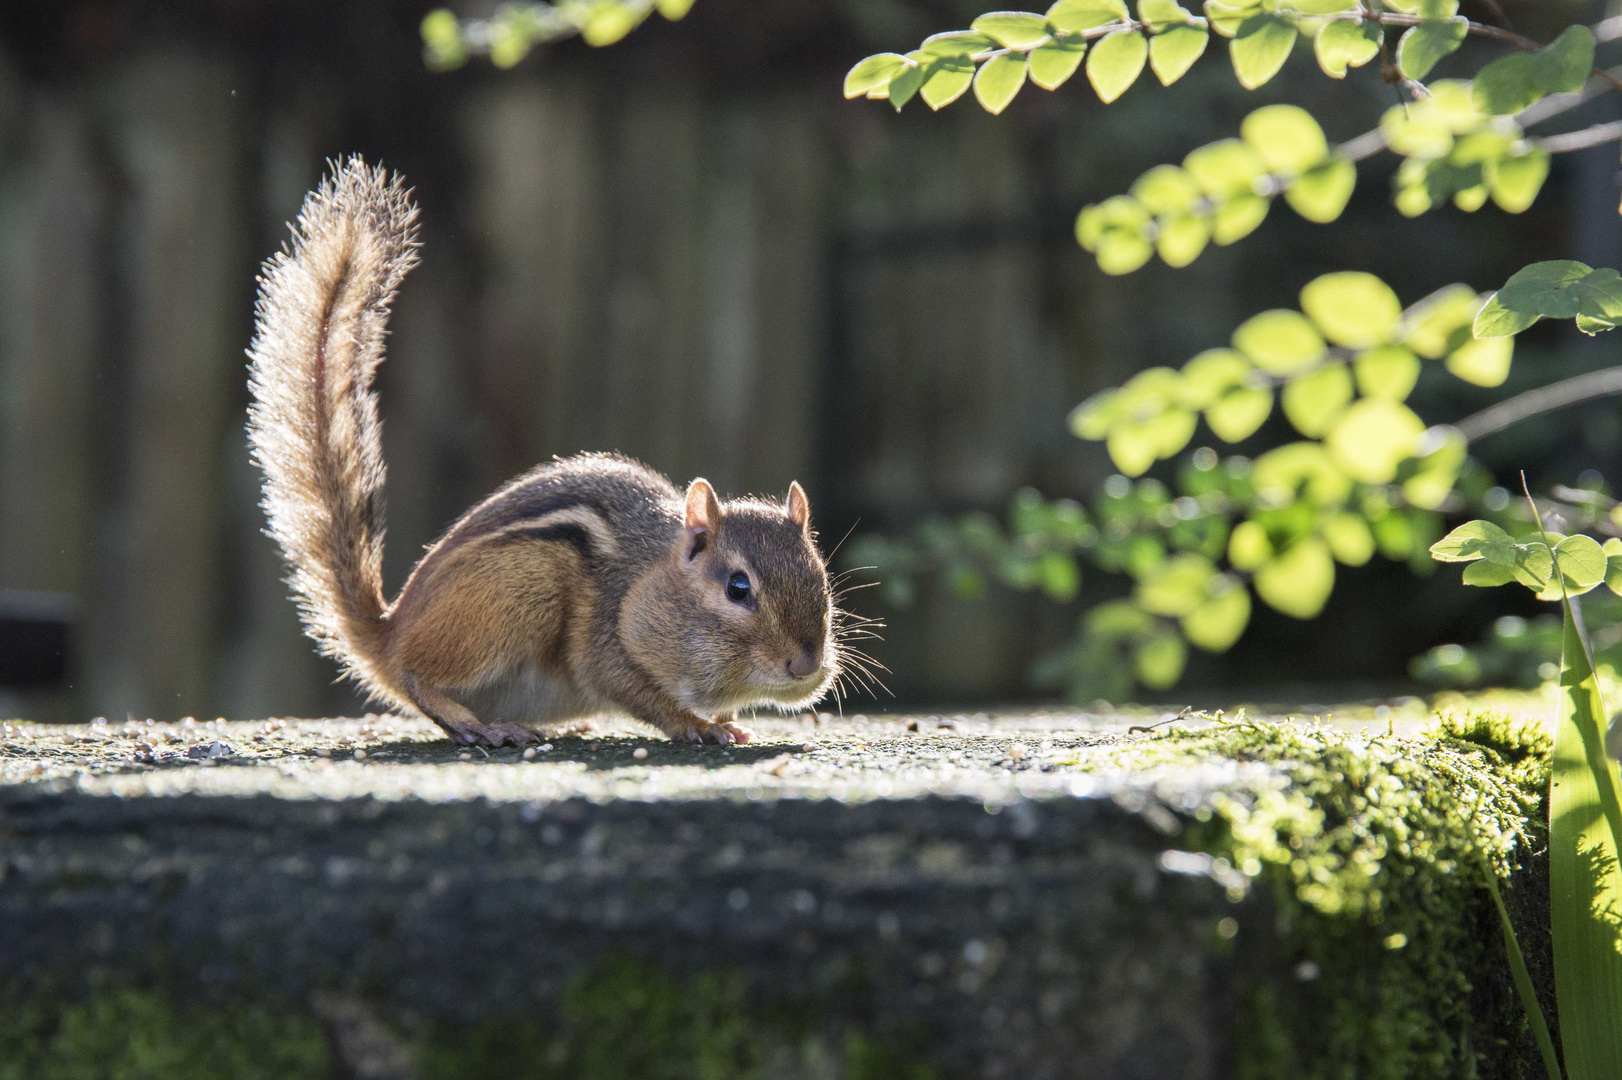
[1150, 23, 1210, 84]
[1181, 576, 1251, 650]
[917, 31, 999, 58]
[1396, 17, 1466, 80]
[1228, 519, 1273, 569]
[1461, 560, 1516, 586]
[1495, 259, 1592, 319]
[888, 62, 926, 109]
[1313, 18, 1380, 78]
[1047, 0, 1129, 33]
[1322, 512, 1375, 566]
[1229, 14, 1297, 90]
[971, 11, 1053, 49]
[846, 54, 911, 98]
[1605, 536, 1622, 597]
[1241, 104, 1328, 174]
[1254, 536, 1336, 618]
[1075, 194, 1151, 249]
[1380, 101, 1453, 159]
[1300, 271, 1402, 348]
[1157, 213, 1213, 267]
[1285, 155, 1356, 223]
[1132, 164, 1204, 214]
[1232, 309, 1326, 375]
[1432, 521, 1514, 565]
[1097, 229, 1155, 274]
[1137, 553, 1218, 616]
[1473, 52, 1539, 115]
[1179, 348, 1252, 408]
[920, 58, 977, 109]
[1204, 1, 1262, 38]
[974, 53, 1029, 114]
[1401, 284, 1479, 358]
[1402, 426, 1467, 510]
[1037, 551, 1082, 601]
[656, 0, 696, 17]
[1184, 138, 1267, 198]
[1138, 0, 1196, 28]
[1029, 37, 1088, 89]
[1281, 362, 1353, 437]
[1445, 336, 1513, 387]
[1354, 345, 1421, 400]
[1554, 534, 1608, 591]
[1488, 148, 1550, 214]
[1212, 194, 1271, 244]
[1528, 24, 1596, 95]
[1135, 630, 1188, 688]
[1205, 386, 1273, 441]
[1088, 29, 1149, 102]
[1253, 442, 1352, 506]
[1326, 398, 1425, 484]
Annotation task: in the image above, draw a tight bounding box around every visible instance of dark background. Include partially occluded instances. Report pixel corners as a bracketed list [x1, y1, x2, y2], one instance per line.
[0, 0, 1617, 722]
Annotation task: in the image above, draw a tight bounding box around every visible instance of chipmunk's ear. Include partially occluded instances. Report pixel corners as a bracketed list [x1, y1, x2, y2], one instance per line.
[684, 478, 722, 561]
[785, 481, 811, 530]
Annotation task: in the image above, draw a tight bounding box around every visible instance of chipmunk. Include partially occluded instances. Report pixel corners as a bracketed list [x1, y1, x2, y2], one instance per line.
[246, 157, 849, 747]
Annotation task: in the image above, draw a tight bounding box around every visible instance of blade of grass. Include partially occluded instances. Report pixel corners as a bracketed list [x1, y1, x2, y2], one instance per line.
[1477, 852, 1563, 1080]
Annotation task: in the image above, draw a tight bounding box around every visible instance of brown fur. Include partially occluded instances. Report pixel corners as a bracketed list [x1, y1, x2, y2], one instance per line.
[247, 158, 843, 746]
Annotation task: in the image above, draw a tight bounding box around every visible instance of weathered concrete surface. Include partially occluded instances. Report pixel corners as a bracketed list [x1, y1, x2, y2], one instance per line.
[0, 709, 1470, 1078]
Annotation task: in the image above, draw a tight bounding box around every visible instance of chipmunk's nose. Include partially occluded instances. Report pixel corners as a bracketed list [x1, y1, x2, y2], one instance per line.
[786, 647, 821, 680]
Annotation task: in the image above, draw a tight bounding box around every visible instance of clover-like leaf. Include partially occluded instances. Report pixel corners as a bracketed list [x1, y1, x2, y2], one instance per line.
[1241, 105, 1328, 175]
[1213, 194, 1270, 244]
[1396, 17, 1467, 81]
[918, 31, 999, 58]
[974, 53, 1030, 113]
[1181, 575, 1251, 650]
[1444, 336, 1513, 387]
[1401, 284, 1479, 357]
[1252, 442, 1352, 506]
[1314, 18, 1380, 78]
[1088, 29, 1149, 102]
[1325, 398, 1425, 484]
[971, 11, 1054, 49]
[1430, 519, 1515, 562]
[1132, 164, 1204, 215]
[1184, 138, 1266, 198]
[1254, 536, 1336, 619]
[1204, 1, 1262, 38]
[1179, 348, 1251, 408]
[1157, 213, 1213, 267]
[1528, 25, 1595, 95]
[1322, 512, 1375, 566]
[1488, 148, 1549, 214]
[1205, 386, 1273, 442]
[1354, 345, 1421, 401]
[1281, 362, 1353, 437]
[1029, 37, 1088, 89]
[1228, 519, 1273, 569]
[1284, 155, 1356, 223]
[845, 53, 911, 98]
[1150, 23, 1209, 84]
[1229, 14, 1296, 89]
[1232, 309, 1326, 375]
[1300, 271, 1401, 348]
[1047, 0, 1129, 33]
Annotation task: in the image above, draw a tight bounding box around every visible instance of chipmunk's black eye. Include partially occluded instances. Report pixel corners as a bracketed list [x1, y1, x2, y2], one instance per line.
[726, 571, 752, 604]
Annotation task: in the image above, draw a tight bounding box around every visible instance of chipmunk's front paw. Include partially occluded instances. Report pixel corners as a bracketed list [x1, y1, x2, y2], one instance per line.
[443, 719, 539, 748]
[668, 718, 753, 746]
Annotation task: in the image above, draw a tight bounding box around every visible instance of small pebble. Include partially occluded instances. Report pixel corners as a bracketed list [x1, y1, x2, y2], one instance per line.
[632, 747, 648, 760]
[906, 720, 920, 733]
[315, 747, 331, 758]
[522, 747, 537, 760]
[802, 742, 821, 752]
[539, 743, 554, 752]
[458, 752, 472, 761]
[353, 749, 366, 761]
[937, 720, 957, 731]
[588, 742, 600, 753]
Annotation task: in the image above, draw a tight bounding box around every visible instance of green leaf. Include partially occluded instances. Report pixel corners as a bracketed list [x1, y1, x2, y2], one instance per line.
[888, 62, 926, 109]
[1548, 601, 1622, 1079]
[581, 4, 647, 47]
[1184, 138, 1266, 198]
[1232, 309, 1326, 375]
[1131, 164, 1203, 214]
[1322, 512, 1375, 566]
[1300, 271, 1401, 348]
[1254, 536, 1336, 618]
[1179, 348, 1251, 407]
[1156, 213, 1213, 267]
[1488, 148, 1549, 213]
[1402, 425, 1467, 510]
[1252, 442, 1351, 506]
[1134, 630, 1188, 689]
[1528, 24, 1595, 95]
[1137, 553, 1218, 616]
[1313, 18, 1380, 78]
[845, 54, 911, 98]
[920, 58, 978, 109]
[1204, 1, 1262, 38]
[1444, 336, 1513, 387]
[1138, 0, 1195, 29]
[1553, 534, 1608, 591]
[1281, 362, 1353, 437]
[1229, 14, 1298, 90]
[1496, 259, 1593, 319]
[1396, 17, 1467, 81]
[1150, 23, 1210, 84]
[1212, 194, 1270, 244]
[1037, 551, 1082, 601]
[917, 31, 999, 59]
[971, 11, 1053, 49]
[974, 53, 1029, 114]
[1430, 519, 1515, 563]
[1401, 284, 1479, 358]
[1075, 194, 1151, 249]
[1472, 293, 1539, 339]
[1029, 37, 1088, 89]
[1241, 104, 1328, 174]
[1461, 560, 1516, 586]
[1380, 102, 1453, 159]
[1228, 520, 1273, 569]
[1325, 398, 1425, 484]
[1284, 155, 1356, 223]
[656, 0, 696, 17]
[1181, 576, 1251, 650]
[1354, 345, 1421, 400]
[1473, 52, 1539, 115]
[1047, 0, 1129, 33]
[1205, 386, 1273, 442]
[1605, 536, 1622, 596]
[1087, 29, 1149, 102]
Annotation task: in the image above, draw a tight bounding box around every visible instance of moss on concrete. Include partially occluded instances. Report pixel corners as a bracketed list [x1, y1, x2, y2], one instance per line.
[1062, 709, 1550, 1080]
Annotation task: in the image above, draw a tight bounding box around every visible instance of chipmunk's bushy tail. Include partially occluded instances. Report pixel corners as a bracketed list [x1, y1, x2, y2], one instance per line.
[247, 157, 418, 700]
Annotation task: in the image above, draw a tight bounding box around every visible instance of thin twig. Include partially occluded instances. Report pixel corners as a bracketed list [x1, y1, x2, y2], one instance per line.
[1457, 364, 1622, 443]
[1537, 119, 1622, 153]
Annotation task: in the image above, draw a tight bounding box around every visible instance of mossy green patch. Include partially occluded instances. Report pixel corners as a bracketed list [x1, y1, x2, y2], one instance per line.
[1065, 710, 1551, 1079]
[0, 986, 332, 1080]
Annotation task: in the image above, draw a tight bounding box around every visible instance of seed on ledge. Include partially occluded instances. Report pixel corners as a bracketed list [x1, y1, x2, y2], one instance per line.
[588, 743, 600, 753]
[353, 749, 366, 761]
[522, 748, 537, 760]
[315, 747, 331, 758]
[458, 752, 472, 761]
[632, 747, 648, 760]
[906, 720, 920, 733]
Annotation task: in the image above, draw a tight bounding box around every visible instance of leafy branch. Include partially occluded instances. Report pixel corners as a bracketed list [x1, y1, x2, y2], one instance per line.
[420, 0, 695, 70]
